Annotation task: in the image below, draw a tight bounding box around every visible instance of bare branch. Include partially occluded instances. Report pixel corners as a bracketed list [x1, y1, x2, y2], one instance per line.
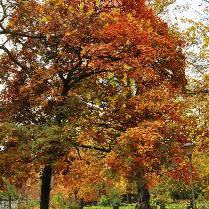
[183, 89, 209, 95]
[78, 144, 111, 153]
[0, 28, 46, 39]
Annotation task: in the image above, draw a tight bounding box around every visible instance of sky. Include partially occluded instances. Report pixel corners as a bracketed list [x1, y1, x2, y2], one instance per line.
[165, 0, 204, 27]
[163, 0, 209, 78]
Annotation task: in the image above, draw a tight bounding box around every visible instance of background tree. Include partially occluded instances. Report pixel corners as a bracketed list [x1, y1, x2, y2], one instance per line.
[177, 0, 209, 198]
[144, 0, 209, 203]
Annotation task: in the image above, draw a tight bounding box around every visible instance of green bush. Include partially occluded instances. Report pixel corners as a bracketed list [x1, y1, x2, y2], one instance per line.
[99, 195, 110, 206]
[108, 189, 121, 206]
[51, 194, 69, 209]
[99, 189, 121, 206]
[69, 202, 79, 209]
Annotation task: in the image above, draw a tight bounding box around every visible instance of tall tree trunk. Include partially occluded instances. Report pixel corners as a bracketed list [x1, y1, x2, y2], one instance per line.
[135, 177, 151, 209]
[8, 195, 12, 209]
[78, 199, 84, 209]
[40, 165, 52, 209]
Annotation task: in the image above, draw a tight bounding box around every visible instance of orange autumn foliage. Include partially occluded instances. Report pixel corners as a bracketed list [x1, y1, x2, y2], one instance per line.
[0, 0, 187, 208]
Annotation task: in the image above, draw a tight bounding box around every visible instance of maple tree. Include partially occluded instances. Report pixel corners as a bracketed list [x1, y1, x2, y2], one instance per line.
[0, 0, 187, 209]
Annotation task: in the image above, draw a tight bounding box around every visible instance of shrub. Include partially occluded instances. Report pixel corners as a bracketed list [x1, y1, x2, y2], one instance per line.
[108, 189, 121, 206]
[99, 195, 110, 206]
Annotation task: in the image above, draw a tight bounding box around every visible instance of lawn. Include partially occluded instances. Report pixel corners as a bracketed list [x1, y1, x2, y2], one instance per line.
[84, 206, 134, 209]
[84, 202, 209, 209]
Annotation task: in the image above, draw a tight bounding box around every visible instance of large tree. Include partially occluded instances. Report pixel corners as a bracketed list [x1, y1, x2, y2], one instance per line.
[0, 0, 186, 209]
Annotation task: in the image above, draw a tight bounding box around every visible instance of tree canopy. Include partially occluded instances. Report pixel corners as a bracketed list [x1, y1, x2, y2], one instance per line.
[0, 1, 187, 209]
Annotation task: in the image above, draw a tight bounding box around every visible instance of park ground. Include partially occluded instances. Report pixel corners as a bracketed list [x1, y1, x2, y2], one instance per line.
[83, 202, 209, 209]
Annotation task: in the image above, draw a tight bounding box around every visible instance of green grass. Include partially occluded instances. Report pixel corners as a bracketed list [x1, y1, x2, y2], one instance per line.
[84, 206, 134, 209]
[167, 202, 209, 209]
[84, 202, 209, 209]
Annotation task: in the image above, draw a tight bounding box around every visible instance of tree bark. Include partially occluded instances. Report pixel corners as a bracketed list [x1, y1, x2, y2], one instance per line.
[135, 177, 151, 209]
[78, 199, 84, 209]
[8, 195, 12, 209]
[40, 165, 52, 209]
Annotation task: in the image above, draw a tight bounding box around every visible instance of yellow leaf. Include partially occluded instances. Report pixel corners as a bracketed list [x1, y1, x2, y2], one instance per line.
[7, 21, 14, 27]
[95, 0, 100, 7]
[123, 73, 128, 84]
[146, 19, 151, 26]
[127, 13, 133, 22]
[124, 63, 132, 71]
[111, 8, 120, 14]
[54, 0, 64, 7]
[68, 6, 75, 13]
[204, 74, 209, 86]
[64, 29, 77, 37]
[147, 27, 153, 32]
[79, 3, 84, 11]
[95, 98, 100, 106]
[40, 17, 48, 23]
[99, 13, 106, 21]
[81, 47, 87, 56]
[141, 19, 145, 25]
[65, 31, 71, 36]
[86, 9, 94, 17]
[126, 40, 130, 45]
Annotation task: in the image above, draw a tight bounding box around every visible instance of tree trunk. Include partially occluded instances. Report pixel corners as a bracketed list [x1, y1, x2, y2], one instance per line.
[135, 177, 151, 209]
[160, 203, 165, 209]
[40, 165, 52, 209]
[78, 200, 84, 209]
[8, 195, 12, 209]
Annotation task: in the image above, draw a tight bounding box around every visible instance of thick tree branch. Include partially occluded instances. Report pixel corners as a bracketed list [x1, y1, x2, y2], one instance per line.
[0, 23, 46, 39]
[78, 144, 111, 153]
[183, 89, 209, 95]
[71, 69, 112, 87]
[0, 45, 29, 71]
[0, 1, 7, 22]
[0, 30, 46, 39]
